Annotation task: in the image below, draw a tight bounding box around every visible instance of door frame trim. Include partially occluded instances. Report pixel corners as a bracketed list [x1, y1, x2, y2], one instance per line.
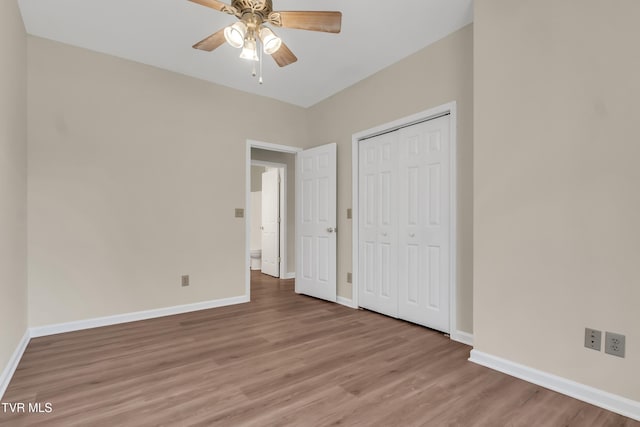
[246, 140, 302, 299]
[351, 101, 459, 338]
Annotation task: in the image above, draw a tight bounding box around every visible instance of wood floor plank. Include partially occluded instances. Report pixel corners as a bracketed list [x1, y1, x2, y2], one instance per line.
[1, 271, 637, 426]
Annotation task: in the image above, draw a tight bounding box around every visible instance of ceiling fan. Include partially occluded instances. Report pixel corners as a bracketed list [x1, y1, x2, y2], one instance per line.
[189, 0, 342, 68]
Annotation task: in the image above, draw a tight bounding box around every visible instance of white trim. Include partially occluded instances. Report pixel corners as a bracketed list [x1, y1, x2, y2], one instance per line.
[246, 139, 302, 300]
[352, 103, 456, 141]
[2, 296, 249, 398]
[252, 160, 286, 168]
[29, 295, 249, 338]
[351, 101, 459, 335]
[451, 330, 474, 346]
[0, 329, 30, 399]
[469, 350, 640, 422]
[351, 138, 359, 306]
[249, 140, 303, 154]
[337, 296, 358, 309]
[448, 104, 458, 338]
[251, 160, 287, 278]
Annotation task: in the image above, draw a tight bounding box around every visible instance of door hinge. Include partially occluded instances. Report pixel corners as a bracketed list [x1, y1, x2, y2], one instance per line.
[277, 257, 281, 262]
[278, 217, 281, 223]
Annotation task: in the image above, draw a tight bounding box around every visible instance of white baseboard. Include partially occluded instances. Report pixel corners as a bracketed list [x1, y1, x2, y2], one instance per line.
[0, 330, 30, 400]
[451, 330, 474, 346]
[1, 296, 250, 399]
[469, 350, 640, 421]
[30, 295, 250, 338]
[282, 272, 295, 279]
[337, 296, 357, 309]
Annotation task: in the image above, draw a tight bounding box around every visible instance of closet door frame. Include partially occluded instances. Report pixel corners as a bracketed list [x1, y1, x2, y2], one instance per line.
[351, 101, 459, 340]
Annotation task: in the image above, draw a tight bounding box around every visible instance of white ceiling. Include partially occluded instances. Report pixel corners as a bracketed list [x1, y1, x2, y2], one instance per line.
[18, 0, 473, 108]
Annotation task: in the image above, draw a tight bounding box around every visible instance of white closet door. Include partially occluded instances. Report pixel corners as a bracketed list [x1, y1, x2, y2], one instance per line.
[398, 116, 451, 332]
[358, 132, 398, 318]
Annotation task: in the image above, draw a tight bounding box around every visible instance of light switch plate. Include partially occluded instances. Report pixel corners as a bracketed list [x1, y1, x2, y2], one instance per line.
[584, 328, 601, 351]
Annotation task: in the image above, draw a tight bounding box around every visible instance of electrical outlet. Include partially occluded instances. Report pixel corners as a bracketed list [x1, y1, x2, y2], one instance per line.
[181, 275, 190, 287]
[235, 208, 244, 218]
[584, 328, 601, 351]
[347, 272, 352, 283]
[605, 332, 625, 358]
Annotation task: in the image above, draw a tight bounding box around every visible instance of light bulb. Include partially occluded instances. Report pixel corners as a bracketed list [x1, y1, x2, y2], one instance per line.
[224, 21, 247, 49]
[239, 38, 259, 61]
[259, 27, 282, 55]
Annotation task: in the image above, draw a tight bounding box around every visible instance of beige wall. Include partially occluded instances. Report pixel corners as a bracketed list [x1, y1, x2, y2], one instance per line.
[251, 149, 296, 275]
[27, 37, 308, 327]
[14, 0, 640, 405]
[0, 0, 28, 379]
[307, 25, 474, 333]
[25, 26, 474, 335]
[250, 166, 266, 192]
[474, 0, 640, 400]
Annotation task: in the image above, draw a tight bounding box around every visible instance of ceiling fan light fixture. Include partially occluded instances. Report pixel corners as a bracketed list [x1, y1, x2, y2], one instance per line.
[224, 21, 247, 48]
[239, 38, 259, 61]
[259, 26, 282, 55]
[190, 0, 342, 72]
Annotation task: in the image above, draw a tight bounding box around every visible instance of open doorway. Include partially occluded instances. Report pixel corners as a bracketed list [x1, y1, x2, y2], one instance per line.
[245, 140, 301, 298]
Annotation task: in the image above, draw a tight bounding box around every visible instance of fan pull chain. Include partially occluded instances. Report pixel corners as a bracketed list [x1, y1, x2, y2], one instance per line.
[259, 43, 264, 84]
[251, 35, 257, 77]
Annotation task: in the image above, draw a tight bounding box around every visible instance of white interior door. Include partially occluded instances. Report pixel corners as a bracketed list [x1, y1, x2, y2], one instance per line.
[261, 169, 280, 277]
[295, 143, 337, 302]
[358, 133, 398, 318]
[397, 116, 451, 332]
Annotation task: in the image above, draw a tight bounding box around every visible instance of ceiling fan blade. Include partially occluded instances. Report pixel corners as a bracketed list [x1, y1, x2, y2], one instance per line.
[188, 0, 237, 15]
[268, 11, 342, 33]
[271, 42, 298, 67]
[193, 29, 227, 52]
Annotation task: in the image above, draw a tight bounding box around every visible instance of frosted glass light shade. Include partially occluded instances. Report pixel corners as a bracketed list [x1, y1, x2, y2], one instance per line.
[240, 38, 259, 61]
[224, 21, 247, 48]
[259, 27, 282, 54]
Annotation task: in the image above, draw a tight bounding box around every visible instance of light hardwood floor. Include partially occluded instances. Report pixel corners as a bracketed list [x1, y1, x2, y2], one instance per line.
[1, 271, 638, 426]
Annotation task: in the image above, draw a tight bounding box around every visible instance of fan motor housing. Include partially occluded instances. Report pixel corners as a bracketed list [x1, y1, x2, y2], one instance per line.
[231, 0, 273, 19]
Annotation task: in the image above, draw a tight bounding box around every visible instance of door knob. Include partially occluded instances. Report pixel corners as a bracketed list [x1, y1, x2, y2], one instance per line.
[327, 227, 335, 233]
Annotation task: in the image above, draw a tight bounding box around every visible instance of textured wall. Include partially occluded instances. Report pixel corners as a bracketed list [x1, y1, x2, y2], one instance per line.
[474, 0, 640, 400]
[27, 37, 308, 326]
[307, 25, 474, 333]
[0, 0, 27, 387]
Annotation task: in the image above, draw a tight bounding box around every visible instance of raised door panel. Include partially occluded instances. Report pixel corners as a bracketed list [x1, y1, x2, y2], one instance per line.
[295, 143, 337, 302]
[358, 133, 398, 317]
[397, 116, 451, 333]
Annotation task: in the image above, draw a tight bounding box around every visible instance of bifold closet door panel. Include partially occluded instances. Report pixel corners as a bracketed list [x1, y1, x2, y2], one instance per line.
[358, 133, 399, 318]
[397, 116, 451, 332]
